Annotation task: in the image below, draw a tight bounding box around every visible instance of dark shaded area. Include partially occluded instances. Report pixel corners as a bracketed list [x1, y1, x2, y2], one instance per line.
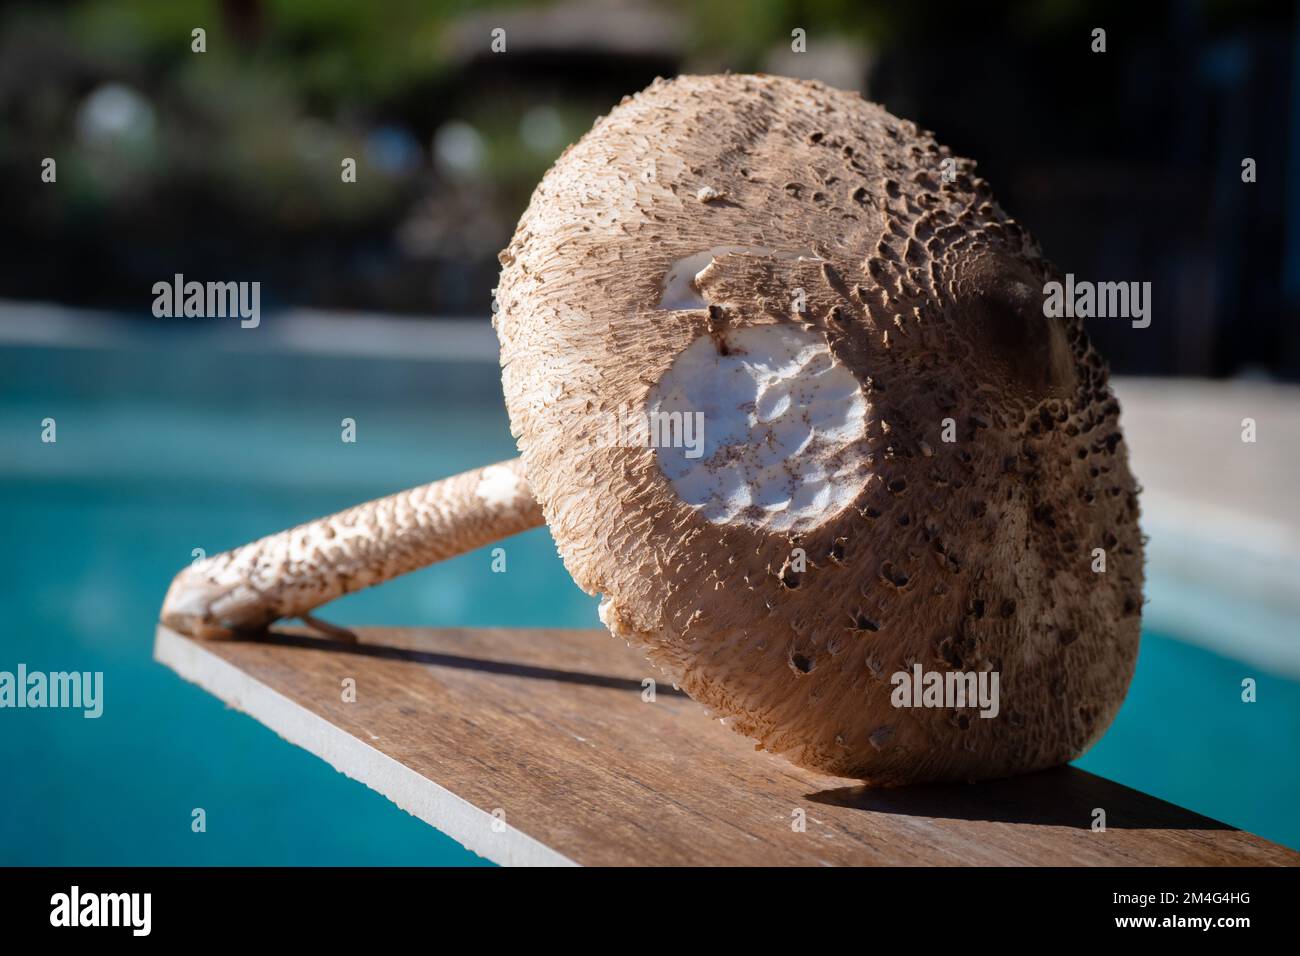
[0, 0, 1296, 378]
[252, 626, 690, 697]
[869, 1, 1300, 379]
[809, 765, 1233, 830]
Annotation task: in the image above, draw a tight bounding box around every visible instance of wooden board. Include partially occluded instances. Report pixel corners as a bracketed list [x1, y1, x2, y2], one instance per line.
[154, 624, 1299, 867]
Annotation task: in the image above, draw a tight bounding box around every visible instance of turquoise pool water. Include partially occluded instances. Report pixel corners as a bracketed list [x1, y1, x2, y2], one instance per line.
[1, 339, 1297, 863]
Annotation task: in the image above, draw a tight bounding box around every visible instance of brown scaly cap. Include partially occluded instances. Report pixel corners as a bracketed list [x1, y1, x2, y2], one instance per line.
[494, 74, 1143, 784]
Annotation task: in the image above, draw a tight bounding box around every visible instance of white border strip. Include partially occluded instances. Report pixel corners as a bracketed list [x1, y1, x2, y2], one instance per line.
[0, 299, 499, 362]
[154, 625, 577, 867]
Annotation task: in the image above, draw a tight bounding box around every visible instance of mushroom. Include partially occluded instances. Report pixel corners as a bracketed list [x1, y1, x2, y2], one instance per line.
[162, 74, 1143, 785]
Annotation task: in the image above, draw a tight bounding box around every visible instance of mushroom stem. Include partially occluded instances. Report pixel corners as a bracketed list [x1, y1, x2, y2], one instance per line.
[160, 457, 543, 640]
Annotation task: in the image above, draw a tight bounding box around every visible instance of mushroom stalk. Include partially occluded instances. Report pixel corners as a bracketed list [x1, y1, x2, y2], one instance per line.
[160, 458, 543, 639]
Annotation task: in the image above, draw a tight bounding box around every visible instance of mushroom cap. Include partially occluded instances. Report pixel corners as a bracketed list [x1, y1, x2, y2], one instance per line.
[494, 74, 1142, 784]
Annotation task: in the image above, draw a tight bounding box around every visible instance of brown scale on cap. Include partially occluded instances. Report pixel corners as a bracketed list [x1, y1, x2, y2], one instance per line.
[496, 74, 1143, 784]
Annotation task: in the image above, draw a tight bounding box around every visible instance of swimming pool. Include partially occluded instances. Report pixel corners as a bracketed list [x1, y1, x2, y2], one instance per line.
[2, 333, 1296, 863]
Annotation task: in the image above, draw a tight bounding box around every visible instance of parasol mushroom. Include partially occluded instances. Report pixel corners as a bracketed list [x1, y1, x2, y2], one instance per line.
[162, 74, 1143, 784]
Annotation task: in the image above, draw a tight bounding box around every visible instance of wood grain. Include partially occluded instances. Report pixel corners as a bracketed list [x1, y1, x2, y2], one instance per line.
[155, 624, 1299, 867]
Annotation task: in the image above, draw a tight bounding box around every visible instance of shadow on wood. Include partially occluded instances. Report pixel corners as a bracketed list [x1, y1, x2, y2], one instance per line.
[155, 623, 1299, 867]
[250, 628, 690, 697]
[809, 768, 1231, 830]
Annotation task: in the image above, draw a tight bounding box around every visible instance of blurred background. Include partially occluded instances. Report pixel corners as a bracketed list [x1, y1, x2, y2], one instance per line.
[1, 0, 1297, 865]
[3, 0, 1299, 377]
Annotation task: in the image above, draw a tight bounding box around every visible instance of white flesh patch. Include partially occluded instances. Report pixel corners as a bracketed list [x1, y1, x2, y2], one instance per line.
[475, 464, 521, 508]
[656, 246, 821, 311]
[647, 324, 869, 533]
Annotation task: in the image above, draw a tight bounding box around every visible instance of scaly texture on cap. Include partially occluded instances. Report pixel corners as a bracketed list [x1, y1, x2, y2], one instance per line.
[494, 74, 1143, 783]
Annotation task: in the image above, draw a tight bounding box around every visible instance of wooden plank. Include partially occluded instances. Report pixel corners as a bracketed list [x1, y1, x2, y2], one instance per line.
[155, 624, 1299, 867]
